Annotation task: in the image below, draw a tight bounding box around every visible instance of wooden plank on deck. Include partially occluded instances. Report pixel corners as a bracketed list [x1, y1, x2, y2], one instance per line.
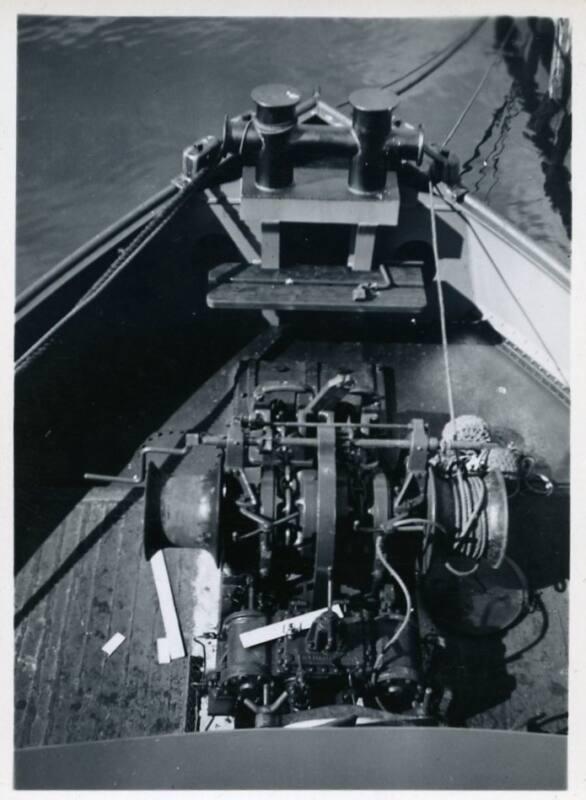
[14, 492, 193, 747]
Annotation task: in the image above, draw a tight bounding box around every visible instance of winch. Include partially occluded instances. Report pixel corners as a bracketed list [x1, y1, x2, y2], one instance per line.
[95, 359, 517, 728]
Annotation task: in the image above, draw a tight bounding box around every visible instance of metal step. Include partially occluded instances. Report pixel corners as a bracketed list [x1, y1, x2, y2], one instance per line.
[207, 263, 427, 313]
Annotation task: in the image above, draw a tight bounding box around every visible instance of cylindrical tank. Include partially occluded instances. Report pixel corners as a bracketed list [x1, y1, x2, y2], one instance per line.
[220, 610, 269, 697]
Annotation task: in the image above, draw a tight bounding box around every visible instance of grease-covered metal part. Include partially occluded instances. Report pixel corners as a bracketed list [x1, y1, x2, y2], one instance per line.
[220, 610, 269, 695]
[348, 87, 399, 194]
[251, 84, 300, 190]
[220, 85, 462, 193]
[138, 359, 517, 728]
[143, 445, 223, 560]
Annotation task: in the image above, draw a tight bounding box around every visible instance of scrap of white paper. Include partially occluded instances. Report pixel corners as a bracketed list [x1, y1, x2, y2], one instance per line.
[240, 604, 343, 648]
[156, 637, 171, 665]
[102, 632, 125, 657]
[150, 550, 186, 660]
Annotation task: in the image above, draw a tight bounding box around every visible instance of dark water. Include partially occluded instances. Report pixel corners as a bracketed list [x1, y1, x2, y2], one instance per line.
[16, 16, 571, 293]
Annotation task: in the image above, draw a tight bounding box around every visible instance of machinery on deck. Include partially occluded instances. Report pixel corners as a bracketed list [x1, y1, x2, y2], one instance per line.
[135, 360, 515, 728]
[14, 35, 570, 786]
[82, 85, 534, 730]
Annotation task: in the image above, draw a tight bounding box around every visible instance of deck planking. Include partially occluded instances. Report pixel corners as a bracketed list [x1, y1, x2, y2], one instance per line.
[14, 494, 193, 747]
[15, 326, 569, 745]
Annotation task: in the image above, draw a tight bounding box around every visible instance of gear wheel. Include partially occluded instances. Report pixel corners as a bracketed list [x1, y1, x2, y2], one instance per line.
[441, 414, 490, 445]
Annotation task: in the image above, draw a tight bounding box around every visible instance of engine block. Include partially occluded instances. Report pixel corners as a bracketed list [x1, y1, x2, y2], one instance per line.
[141, 359, 514, 727]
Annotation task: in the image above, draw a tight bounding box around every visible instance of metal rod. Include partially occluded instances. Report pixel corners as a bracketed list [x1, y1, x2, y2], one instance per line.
[84, 445, 190, 485]
[186, 433, 226, 447]
[229, 262, 419, 289]
[236, 468, 258, 506]
[264, 421, 412, 429]
[276, 437, 412, 448]
[191, 430, 503, 453]
[275, 436, 502, 450]
[295, 92, 320, 117]
[448, 440, 508, 450]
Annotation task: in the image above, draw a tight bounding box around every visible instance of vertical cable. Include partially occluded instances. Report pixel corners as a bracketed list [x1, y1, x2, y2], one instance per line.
[441, 21, 517, 148]
[429, 182, 456, 425]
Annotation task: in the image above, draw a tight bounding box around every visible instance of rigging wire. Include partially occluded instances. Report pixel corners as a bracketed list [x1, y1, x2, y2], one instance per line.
[384, 18, 487, 92]
[335, 18, 487, 108]
[373, 535, 413, 670]
[435, 183, 569, 387]
[441, 20, 517, 148]
[15, 184, 178, 313]
[14, 157, 234, 376]
[394, 18, 487, 98]
[428, 181, 456, 425]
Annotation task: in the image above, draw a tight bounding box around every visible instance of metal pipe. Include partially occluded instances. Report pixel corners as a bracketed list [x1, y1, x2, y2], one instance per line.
[276, 437, 412, 448]
[224, 118, 355, 163]
[84, 445, 190, 486]
[225, 118, 425, 169]
[260, 421, 412, 429]
[295, 92, 320, 117]
[190, 431, 499, 452]
[354, 438, 413, 448]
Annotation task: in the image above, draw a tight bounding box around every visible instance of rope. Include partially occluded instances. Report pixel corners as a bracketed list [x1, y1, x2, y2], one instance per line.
[335, 18, 487, 108]
[373, 535, 413, 672]
[15, 184, 178, 313]
[428, 181, 456, 425]
[442, 21, 517, 147]
[382, 517, 447, 535]
[15, 197, 182, 374]
[453, 473, 486, 559]
[385, 19, 487, 94]
[443, 471, 488, 576]
[15, 158, 229, 375]
[393, 19, 487, 97]
[435, 183, 569, 387]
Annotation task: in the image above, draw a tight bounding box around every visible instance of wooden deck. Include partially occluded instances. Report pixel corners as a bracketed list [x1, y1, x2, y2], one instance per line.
[14, 490, 205, 747]
[14, 324, 569, 746]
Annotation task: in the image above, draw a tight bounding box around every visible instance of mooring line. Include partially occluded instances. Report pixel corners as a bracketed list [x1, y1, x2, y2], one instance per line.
[428, 181, 456, 426]
[442, 21, 517, 148]
[336, 18, 487, 108]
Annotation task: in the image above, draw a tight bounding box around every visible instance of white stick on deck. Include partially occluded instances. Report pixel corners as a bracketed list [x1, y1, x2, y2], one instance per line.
[156, 637, 171, 665]
[102, 632, 125, 657]
[240, 604, 343, 649]
[150, 550, 185, 660]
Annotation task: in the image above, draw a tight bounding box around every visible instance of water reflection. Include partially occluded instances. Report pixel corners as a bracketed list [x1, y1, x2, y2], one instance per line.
[498, 17, 571, 241]
[16, 16, 571, 290]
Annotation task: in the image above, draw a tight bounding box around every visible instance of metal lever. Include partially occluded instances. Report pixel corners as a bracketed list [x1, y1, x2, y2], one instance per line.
[297, 373, 355, 435]
[253, 381, 314, 402]
[84, 445, 191, 487]
[243, 685, 289, 721]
